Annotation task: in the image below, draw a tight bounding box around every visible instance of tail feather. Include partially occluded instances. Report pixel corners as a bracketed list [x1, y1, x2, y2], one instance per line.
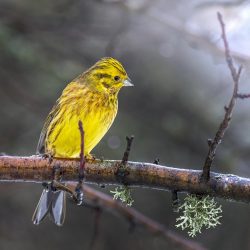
[50, 190, 66, 226]
[32, 188, 66, 226]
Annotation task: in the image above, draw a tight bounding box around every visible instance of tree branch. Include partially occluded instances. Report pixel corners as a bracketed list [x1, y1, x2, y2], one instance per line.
[201, 12, 243, 181]
[72, 183, 206, 250]
[0, 155, 250, 203]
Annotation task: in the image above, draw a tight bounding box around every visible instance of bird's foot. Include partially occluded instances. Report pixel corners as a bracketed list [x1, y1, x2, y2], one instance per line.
[38, 153, 54, 164]
[85, 153, 96, 162]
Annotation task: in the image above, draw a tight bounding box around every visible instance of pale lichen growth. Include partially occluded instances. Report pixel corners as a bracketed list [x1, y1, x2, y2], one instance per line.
[176, 194, 222, 237]
[110, 186, 134, 206]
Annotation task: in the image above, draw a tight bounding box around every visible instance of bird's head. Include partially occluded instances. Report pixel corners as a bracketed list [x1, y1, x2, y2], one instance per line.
[83, 57, 133, 95]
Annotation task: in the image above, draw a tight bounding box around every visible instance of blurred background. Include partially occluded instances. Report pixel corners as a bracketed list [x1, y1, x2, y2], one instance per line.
[0, 0, 250, 249]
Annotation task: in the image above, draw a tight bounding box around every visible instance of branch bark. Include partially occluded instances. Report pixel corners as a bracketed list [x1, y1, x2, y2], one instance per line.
[0, 156, 250, 203]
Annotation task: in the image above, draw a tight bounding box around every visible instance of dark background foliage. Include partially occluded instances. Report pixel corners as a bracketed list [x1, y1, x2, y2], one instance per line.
[0, 0, 250, 249]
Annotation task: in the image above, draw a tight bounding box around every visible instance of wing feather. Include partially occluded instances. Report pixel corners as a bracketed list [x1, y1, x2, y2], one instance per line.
[36, 101, 60, 154]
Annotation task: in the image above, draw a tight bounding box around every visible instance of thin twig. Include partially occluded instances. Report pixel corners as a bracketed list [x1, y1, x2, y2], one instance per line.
[236, 93, 250, 99]
[201, 12, 243, 181]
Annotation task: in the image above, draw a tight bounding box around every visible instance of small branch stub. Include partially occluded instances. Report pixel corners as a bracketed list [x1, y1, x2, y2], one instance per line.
[236, 93, 250, 99]
[122, 135, 134, 165]
[112, 135, 135, 206]
[172, 190, 180, 213]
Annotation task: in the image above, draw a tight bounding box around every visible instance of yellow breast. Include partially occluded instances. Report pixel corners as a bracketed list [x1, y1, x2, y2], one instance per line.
[45, 82, 118, 158]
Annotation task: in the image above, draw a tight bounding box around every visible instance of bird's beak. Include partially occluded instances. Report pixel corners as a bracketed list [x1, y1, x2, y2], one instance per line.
[123, 77, 134, 87]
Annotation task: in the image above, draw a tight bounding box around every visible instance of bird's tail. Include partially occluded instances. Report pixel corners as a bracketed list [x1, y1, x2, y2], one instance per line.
[32, 185, 66, 226]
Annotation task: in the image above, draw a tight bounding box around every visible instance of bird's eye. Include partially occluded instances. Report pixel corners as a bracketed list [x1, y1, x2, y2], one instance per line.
[114, 76, 120, 81]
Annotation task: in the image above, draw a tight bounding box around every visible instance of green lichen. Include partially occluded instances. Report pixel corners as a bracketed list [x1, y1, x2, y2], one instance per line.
[176, 194, 222, 237]
[110, 186, 134, 206]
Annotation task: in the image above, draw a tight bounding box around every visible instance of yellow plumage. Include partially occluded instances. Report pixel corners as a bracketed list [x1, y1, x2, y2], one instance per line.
[37, 57, 132, 158]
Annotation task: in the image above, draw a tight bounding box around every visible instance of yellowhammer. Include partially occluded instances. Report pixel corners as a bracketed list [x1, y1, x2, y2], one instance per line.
[32, 57, 133, 226]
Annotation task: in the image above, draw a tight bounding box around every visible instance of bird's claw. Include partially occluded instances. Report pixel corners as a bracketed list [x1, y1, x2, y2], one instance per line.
[38, 153, 54, 164]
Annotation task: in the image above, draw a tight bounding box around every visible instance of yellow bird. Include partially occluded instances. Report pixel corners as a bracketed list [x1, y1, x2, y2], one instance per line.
[32, 57, 133, 226]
